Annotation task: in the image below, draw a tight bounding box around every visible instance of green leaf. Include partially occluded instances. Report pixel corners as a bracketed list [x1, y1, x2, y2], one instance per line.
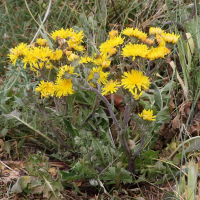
[4, 141, 11, 154]
[3, 110, 58, 146]
[63, 118, 78, 137]
[102, 167, 132, 183]
[11, 176, 42, 193]
[156, 106, 170, 124]
[1, 128, 8, 137]
[38, 15, 54, 50]
[92, 138, 106, 166]
[185, 137, 200, 153]
[151, 83, 163, 109]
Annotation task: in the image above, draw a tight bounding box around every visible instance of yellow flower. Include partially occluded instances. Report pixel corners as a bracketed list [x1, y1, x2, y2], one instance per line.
[109, 30, 118, 38]
[149, 27, 163, 35]
[51, 28, 72, 40]
[88, 67, 109, 85]
[67, 53, 79, 61]
[122, 28, 147, 39]
[55, 78, 74, 98]
[35, 80, 55, 98]
[99, 35, 124, 56]
[162, 32, 180, 44]
[155, 34, 166, 47]
[57, 65, 77, 78]
[138, 109, 156, 121]
[50, 49, 63, 61]
[93, 53, 111, 68]
[146, 46, 170, 60]
[70, 30, 84, 43]
[101, 80, 121, 95]
[133, 88, 143, 100]
[22, 46, 54, 70]
[121, 70, 150, 94]
[79, 56, 94, 64]
[121, 43, 149, 61]
[72, 45, 84, 52]
[46, 61, 54, 69]
[8, 43, 29, 66]
[141, 38, 154, 45]
[36, 38, 47, 46]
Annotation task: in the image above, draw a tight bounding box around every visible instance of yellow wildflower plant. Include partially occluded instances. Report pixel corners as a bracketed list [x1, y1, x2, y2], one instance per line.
[149, 27, 163, 36]
[162, 32, 180, 44]
[36, 38, 48, 46]
[79, 56, 94, 64]
[121, 43, 149, 61]
[87, 67, 109, 85]
[146, 46, 170, 60]
[121, 70, 150, 94]
[109, 30, 118, 38]
[101, 80, 121, 96]
[99, 35, 124, 56]
[138, 109, 156, 121]
[122, 28, 147, 40]
[8, 43, 29, 66]
[55, 78, 74, 98]
[35, 80, 55, 98]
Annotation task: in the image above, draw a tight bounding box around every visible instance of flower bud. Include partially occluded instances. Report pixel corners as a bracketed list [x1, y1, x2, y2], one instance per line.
[128, 140, 135, 150]
[26, 87, 32, 93]
[88, 147, 94, 152]
[91, 155, 97, 162]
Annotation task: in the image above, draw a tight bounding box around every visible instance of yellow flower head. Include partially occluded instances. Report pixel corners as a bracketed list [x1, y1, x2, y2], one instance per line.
[146, 46, 170, 60]
[55, 78, 74, 98]
[122, 28, 147, 39]
[138, 109, 156, 121]
[99, 35, 124, 56]
[79, 56, 94, 64]
[8, 43, 29, 66]
[121, 43, 149, 61]
[22, 46, 53, 70]
[93, 53, 111, 68]
[70, 30, 84, 43]
[87, 67, 109, 85]
[51, 28, 72, 40]
[109, 30, 118, 38]
[36, 38, 48, 46]
[35, 80, 55, 98]
[72, 45, 84, 52]
[57, 65, 77, 78]
[101, 80, 121, 96]
[50, 49, 63, 61]
[46, 61, 54, 69]
[67, 53, 79, 61]
[121, 70, 150, 94]
[149, 27, 163, 36]
[155, 34, 166, 47]
[141, 38, 154, 45]
[163, 32, 180, 44]
[133, 88, 143, 100]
